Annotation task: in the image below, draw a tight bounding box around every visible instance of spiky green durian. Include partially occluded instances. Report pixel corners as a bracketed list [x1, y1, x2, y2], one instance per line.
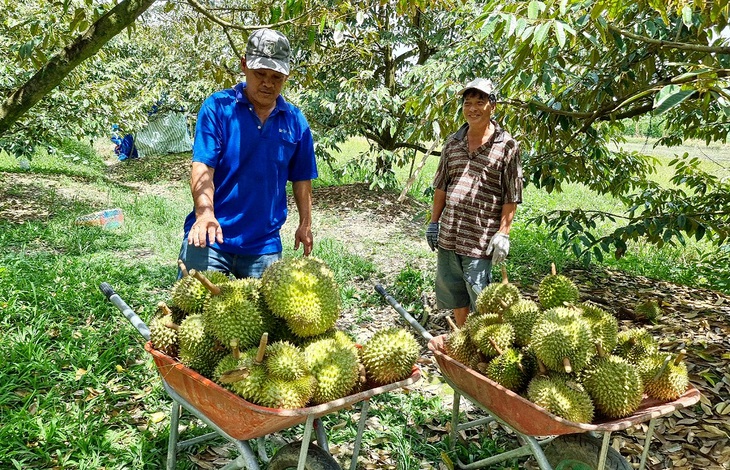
[582, 354, 643, 418]
[265, 341, 308, 381]
[171, 270, 230, 315]
[470, 322, 515, 360]
[634, 299, 662, 323]
[149, 312, 178, 356]
[579, 302, 618, 354]
[527, 375, 595, 423]
[537, 263, 579, 309]
[531, 307, 595, 373]
[484, 347, 535, 392]
[259, 375, 317, 409]
[475, 266, 521, 315]
[360, 328, 419, 385]
[177, 314, 226, 378]
[304, 333, 360, 404]
[261, 257, 341, 337]
[503, 299, 541, 347]
[202, 277, 271, 351]
[641, 352, 689, 401]
[613, 328, 659, 363]
[445, 329, 479, 367]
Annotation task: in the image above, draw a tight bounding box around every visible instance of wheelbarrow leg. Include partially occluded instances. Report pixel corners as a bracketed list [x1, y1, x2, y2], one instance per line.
[297, 415, 316, 470]
[450, 390, 462, 452]
[166, 401, 181, 470]
[350, 399, 372, 470]
[638, 419, 657, 470]
[598, 431, 612, 470]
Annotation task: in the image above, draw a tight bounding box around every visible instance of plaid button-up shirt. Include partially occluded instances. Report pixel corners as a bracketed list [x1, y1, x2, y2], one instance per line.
[433, 121, 523, 258]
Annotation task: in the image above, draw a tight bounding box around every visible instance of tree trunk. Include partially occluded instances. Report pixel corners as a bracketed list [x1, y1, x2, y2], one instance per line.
[0, 0, 158, 136]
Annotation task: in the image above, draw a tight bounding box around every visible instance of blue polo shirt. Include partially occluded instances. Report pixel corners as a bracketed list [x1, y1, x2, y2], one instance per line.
[184, 82, 317, 255]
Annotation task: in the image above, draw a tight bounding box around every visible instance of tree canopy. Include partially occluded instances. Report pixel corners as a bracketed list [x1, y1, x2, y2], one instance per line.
[1, 0, 729, 280]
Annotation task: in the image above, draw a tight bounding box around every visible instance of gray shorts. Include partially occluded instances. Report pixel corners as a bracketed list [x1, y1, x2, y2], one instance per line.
[435, 249, 492, 310]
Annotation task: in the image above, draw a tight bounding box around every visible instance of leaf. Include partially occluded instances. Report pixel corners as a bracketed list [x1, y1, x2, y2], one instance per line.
[681, 5, 693, 27]
[532, 21, 552, 46]
[554, 21, 566, 47]
[527, 0, 542, 19]
[653, 85, 694, 115]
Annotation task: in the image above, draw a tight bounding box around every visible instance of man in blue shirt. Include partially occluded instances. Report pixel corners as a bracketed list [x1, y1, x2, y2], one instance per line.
[178, 29, 318, 279]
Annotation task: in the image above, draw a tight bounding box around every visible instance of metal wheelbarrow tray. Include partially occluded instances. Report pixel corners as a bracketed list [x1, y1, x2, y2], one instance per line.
[376, 284, 701, 470]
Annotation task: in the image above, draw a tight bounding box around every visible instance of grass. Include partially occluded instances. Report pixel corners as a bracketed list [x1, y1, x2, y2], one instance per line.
[1, 135, 728, 469]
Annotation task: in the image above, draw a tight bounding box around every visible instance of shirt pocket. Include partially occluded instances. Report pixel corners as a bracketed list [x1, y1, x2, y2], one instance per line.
[271, 127, 298, 166]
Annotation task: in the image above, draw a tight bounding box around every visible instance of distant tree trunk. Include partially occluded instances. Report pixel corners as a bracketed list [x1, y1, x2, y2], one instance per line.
[0, 0, 158, 136]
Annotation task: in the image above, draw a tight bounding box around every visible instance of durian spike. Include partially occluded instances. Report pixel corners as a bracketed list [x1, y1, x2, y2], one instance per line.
[165, 321, 180, 331]
[178, 259, 189, 277]
[190, 269, 222, 296]
[563, 357, 573, 374]
[501, 265, 509, 284]
[157, 301, 173, 317]
[550, 262, 557, 276]
[675, 349, 687, 365]
[446, 316, 460, 332]
[536, 358, 548, 376]
[255, 332, 268, 364]
[487, 337, 504, 356]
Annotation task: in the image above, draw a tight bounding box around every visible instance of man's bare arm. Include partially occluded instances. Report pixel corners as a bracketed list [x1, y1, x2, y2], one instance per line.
[189, 162, 223, 247]
[292, 180, 313, 256]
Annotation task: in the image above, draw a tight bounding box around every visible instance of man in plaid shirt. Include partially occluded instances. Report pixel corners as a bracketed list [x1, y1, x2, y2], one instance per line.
[426, 78, 523, 326]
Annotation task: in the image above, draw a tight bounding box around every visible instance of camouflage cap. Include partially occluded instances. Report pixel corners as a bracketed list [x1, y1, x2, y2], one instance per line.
[245, 28, 290, 75]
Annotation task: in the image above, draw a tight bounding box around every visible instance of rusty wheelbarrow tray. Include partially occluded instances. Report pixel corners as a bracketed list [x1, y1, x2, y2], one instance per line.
[101, 282, 420, 470]
[376, 284, 701, 470]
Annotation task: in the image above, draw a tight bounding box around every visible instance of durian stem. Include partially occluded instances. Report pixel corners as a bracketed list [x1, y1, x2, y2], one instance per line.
[501, 265, 509, 284]
[164, 322, 180, 331]
[499, 299, 510, 315]
[675, 349, 687, 365]
[157, 301, 173, 317]
[550, 262, 557, 276]
[446, 316, 460, 332]
[488, 338, 504, 356]
[177, 259, 189, 277]
[537, 359, 548, 376]
[563, 357, 573, 374]
[652, 355, 672, 381]
[190, 269, 222, 296]
[255, 333, 268, 364]
[595, 342, 606, 358]
[232, 343, 240, 360]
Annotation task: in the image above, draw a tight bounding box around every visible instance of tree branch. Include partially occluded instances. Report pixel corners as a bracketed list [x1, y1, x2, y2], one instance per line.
[185, 0, 321, 31]
[607, 24, 730, 55]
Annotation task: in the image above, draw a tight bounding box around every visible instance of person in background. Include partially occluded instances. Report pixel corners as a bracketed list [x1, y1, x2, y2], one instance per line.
[426, 78, 523, 326]
[178, 28, 317, 279]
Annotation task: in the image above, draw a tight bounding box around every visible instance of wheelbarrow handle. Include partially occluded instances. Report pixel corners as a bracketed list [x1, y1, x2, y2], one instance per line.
[375, 284, 433, 341]
[99, 282, 150, 341]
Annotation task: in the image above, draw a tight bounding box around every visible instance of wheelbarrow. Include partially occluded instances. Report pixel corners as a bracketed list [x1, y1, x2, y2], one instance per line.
[375, 284, 701, 470]
[100, 282, 421, 470]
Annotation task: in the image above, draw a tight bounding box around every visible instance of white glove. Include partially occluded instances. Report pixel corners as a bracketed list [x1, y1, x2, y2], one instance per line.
[486, 232, 510, 264]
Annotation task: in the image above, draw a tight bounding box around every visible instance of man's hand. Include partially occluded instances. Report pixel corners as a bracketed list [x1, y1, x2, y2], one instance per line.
[294, 225, 313, 256]
[188, 213, 223, 247]
[426, 222, 439, 251]
[486, 232, 510, 264]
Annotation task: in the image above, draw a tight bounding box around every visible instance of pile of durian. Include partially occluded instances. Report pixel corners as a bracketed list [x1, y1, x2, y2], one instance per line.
[444, 264, 690, 423]
[149, 256, 420, 409]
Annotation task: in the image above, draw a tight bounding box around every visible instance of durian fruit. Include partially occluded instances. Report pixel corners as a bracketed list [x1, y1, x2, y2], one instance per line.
[259, 375, 317, 409]
[226, 347, 269, 404]
[197, 272, 271, 351]
[360, 328, 420, 385]
[634, 299, 662, 323]
[475, 265, 521, 315]
[483, 345, 535, 392]
[265, 341, 309, 381]
[177, 314, 226, 378]
[582, 346, 644, 419]
[304, 331, 361, 404]
[171, 264, 230, 315]
[613, 328, 659, 363]
[579, 302, 618, 354]
[531, 307, 595, 373]
[470, 321, 515, 360]
[642, 350, 689, 401]
[149, 302, 178, 356]
[261, 256, 341, 338]
[503, 299, 541, 347]
[444, 317, 480, 368]
[526, 374, 595, 423]
[537, 263, 579, 309]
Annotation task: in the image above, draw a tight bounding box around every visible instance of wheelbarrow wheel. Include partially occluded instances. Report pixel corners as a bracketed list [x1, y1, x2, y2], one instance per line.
[267, 441, 341, 470]
[543, 434, 632, 470]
